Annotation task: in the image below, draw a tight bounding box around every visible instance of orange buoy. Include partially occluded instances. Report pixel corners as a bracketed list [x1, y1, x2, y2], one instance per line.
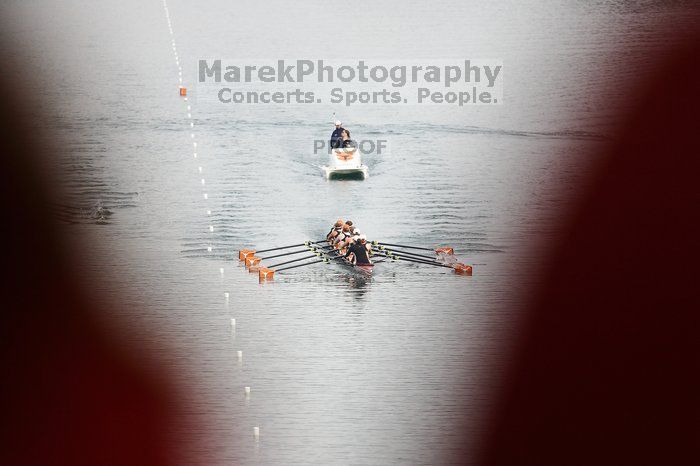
[179, 86, 187, 96]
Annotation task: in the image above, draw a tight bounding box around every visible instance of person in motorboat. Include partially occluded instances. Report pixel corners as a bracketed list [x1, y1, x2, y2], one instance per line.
[345, 235, 372, 265]
[327, 219, 344, 241]
[339, 129, 356, 149]
[330, 120, 345, 149]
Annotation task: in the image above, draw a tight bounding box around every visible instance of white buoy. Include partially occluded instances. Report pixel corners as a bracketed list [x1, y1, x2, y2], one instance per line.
[206, 210, 211, 215]
[190, 122, 194, 128]
[190, 133, 194, 139]
[219, 267, 224, 276]
[237, 350, 243, 361]
[187, 105, 191, 111]
[198, 166, 202, 173]
[193, 153, 197, 158]
[188, 113, 192, 118]
[253, 426, 259, 439]
[207, 246, 212, 252]
[203, 193, 208, 199]
[201, 179, 205, 185]
[224, 292, 230, 300]
[209, 225, 214, 232]
[230, 318, 236, 327]
[193, 142, 197, 148]
[244, 386, 251, 396]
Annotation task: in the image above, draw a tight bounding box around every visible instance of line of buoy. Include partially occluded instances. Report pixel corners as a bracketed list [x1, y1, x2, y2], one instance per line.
[162, 0, 261, 444]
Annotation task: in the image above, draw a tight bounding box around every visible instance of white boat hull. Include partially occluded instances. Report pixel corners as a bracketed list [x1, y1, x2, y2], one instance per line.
[322, 147, 368, 180]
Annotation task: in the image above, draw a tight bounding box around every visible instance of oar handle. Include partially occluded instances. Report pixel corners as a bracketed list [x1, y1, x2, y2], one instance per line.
[307, 241, 347, 262]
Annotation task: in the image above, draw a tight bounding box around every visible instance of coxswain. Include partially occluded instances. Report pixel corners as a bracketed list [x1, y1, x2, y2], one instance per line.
[345, 235, 372, 265]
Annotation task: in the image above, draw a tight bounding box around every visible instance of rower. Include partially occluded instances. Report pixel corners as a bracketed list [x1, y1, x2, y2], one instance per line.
[339, 129, 356, 148]
[338, 227, 359, 250]
[333, 224, 351, 247]
[330, 120, 345, 149]
[338, 226, 360, 249]
[327, 219, 343, 241]
[345, 235, 372, 265]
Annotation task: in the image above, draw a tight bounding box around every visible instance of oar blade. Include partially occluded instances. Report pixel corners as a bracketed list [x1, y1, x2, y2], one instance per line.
[453, 263, 473, 275]
[245, 256, 262, 268]
[258, 267, 275, 281]
[239, 249, 255, 260]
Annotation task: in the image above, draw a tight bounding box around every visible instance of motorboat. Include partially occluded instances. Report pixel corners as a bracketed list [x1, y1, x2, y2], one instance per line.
[322, 146, 368, 180]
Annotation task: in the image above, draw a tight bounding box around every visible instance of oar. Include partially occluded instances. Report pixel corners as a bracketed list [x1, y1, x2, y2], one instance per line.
[256, 242, 322, 254]
[374, 252, 472, 275]
[258, 246, 345, 280]
[306, 240, 336, 252]
[373, 242, 455, 255]
[373, 242, 433, 251]
[239, 240, 326, 260]
[374, 245, 437, 261]
[374, 252, 449, 268]
[307, 242, 350, 263]
[267, 252, 324, 269]
[275, 259, 327, 272]
[257, 248, 310, 260]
